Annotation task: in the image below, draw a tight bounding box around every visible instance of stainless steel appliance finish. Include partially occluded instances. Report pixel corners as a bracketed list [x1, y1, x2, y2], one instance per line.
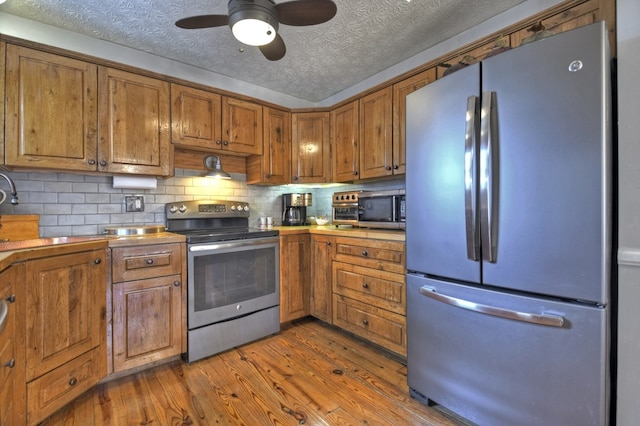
[405, 22, 612, 425]
[357, 189, 406, 229]
[282, 193, 312, 226]
[165, 199, 280, 363]
[332, 190, 359, 226]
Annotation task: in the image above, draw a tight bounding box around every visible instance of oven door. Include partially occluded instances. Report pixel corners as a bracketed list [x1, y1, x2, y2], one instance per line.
[187, 236, 280, 329]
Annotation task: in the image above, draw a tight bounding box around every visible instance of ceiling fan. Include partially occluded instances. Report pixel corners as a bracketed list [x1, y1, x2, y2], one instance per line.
[175, 0, 337, 61]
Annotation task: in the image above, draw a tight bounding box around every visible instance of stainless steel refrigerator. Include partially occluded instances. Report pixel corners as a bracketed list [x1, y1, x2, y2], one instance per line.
[405, 22, 612, 426]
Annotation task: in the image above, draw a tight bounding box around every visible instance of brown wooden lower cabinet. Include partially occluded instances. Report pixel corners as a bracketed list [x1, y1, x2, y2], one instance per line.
[331, 236, 407, 356]
[310, 234, 333, 322]
[0, 263, 25, 426]
[112, 275, 182, 372]
[109, 242, 185, 374]
[279, 234, 310, 323]
[24, 247, 107, 425]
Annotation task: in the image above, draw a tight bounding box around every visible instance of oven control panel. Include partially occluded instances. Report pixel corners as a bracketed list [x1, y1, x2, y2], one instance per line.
[165, 199, 250, 219]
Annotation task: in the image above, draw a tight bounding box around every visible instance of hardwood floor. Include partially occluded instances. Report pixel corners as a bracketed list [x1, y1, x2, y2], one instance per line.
[41, 319, 469, 425]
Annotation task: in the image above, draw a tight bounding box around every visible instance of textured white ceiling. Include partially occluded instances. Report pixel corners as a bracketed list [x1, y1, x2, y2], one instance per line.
[0, 0, 524, 102]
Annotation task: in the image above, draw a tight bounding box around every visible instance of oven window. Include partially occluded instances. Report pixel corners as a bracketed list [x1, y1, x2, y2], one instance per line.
[192, 247, 276, 312]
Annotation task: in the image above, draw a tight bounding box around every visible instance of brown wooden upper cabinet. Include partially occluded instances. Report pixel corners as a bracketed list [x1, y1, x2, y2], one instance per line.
[331, 100, 359, 182]
[291, 111, 330, 183]
[392, 68, 437, 175]
[4, 45, 172, 176]
[247, 107, 291, 184]
[171, 84, 263, 156]
[359, 86, 394, 179]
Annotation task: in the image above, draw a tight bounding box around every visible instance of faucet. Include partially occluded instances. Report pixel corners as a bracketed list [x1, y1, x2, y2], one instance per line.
[0, 173, 19, 205]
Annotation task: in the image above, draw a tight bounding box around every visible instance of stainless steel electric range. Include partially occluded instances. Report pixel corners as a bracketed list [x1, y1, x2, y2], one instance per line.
[165, 199, 280, 363]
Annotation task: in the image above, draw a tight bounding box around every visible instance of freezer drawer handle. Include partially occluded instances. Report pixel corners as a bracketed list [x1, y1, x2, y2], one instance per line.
[418, 286, 565, 327]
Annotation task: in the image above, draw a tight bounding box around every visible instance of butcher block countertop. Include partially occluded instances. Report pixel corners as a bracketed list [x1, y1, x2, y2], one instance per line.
[272, 225, 405, 242]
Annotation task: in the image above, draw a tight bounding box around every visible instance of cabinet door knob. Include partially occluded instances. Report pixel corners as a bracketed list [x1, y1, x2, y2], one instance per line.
[88, 159, 96, 165]
[362, 282, 369, 289]
[353, 171, 358, 175]
[145, 259, 154, 265]
[6, 295, 15, 303]
[94, 258, 102, 265]
[362, 319, 369, 326]
[385, 165, 392, 171]
[361, 250, 368, 257]
[393, 164, 399, 170]
[292, 176, 298, 181]
[325, 241, 332, 246]
[265, 174, 270, 179]
[223, 141, 229, 146]
[99, 160, 107, 167]
[69, 377, 78, 386]
[3, 359, 15, 368]
[216, 140, 222, 145]
[173, 281, 181, 287]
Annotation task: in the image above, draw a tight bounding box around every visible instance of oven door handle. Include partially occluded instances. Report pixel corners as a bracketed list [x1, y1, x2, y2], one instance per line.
[189, 236, 281, 252]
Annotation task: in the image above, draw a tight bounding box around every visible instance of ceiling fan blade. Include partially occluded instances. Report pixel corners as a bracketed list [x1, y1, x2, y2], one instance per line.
[175, 15, 229, 29]
[275, 0, 337, 26]
[259, 34, 286, 61]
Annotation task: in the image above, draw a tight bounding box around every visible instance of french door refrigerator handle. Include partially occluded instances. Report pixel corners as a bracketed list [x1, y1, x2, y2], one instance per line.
[480, 91, 497, 263]
[418, 286, 565, 327]
[465, 96, 480, 261]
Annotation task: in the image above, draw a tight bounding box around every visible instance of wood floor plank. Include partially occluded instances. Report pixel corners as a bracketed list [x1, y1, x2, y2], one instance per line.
[40, 319, 468, 426]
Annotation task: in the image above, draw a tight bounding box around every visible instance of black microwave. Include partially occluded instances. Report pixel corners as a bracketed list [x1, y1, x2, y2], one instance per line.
[358, 189, 405, 229]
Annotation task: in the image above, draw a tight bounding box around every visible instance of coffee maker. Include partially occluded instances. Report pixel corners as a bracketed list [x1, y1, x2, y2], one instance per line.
[282, 193, 312, 226]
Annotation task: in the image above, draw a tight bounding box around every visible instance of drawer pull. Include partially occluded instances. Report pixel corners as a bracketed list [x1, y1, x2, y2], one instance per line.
[361, 250, 368, 257]
[145, 259, 154, 265]
[3, 358, 15, 368]
[173, 281, 181, 287]
[94, 258, 102, 265]
[69, 377, 78, 386]
[362, 283, 369, 289]
[362, 319, 369, 326]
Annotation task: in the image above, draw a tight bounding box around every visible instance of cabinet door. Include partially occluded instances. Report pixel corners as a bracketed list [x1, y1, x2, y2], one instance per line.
[222, 97, 263, 155]
[280, 234, 310, 323]
[392, 68, 436, 176]
[310, 235, 333, 323]
[247, 107, 291, 184]
[0, 263, 25, 426]
[359, 87, 394, 179]
[291, 112, 330, 183]
[332, 101, 360, 182]
[25, 250, 106, 381]
[98, 67, 172, 176]
[171, 83, 222, 150]
[4, 45, 98, 171]
[112, 275, 182, 372]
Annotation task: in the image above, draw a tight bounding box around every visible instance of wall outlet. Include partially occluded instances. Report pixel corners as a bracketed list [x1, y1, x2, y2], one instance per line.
[125, 195, 145, 212]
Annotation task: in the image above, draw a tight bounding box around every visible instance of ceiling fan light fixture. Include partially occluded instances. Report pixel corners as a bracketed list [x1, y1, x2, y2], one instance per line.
[228, 0, 279, 47]
[232, 18, 276, 46]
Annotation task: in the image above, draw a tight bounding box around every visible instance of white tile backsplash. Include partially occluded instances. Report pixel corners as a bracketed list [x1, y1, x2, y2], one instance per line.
[0, 169, 404, 237]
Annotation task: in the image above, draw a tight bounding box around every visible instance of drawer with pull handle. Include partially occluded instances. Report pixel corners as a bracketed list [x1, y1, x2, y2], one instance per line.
[333, 295, 406, 357]
[27, 348, 100, 425]
[112, 243, 182, 282]
[333, 237, 405, 273]
[332, 261, 405, 315]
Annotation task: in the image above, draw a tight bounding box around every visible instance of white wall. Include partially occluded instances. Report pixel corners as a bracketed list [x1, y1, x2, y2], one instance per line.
[615, 0, 640, 423]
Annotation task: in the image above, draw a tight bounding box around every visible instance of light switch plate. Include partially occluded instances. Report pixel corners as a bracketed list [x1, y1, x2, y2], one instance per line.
[125, 195, 145, 212]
